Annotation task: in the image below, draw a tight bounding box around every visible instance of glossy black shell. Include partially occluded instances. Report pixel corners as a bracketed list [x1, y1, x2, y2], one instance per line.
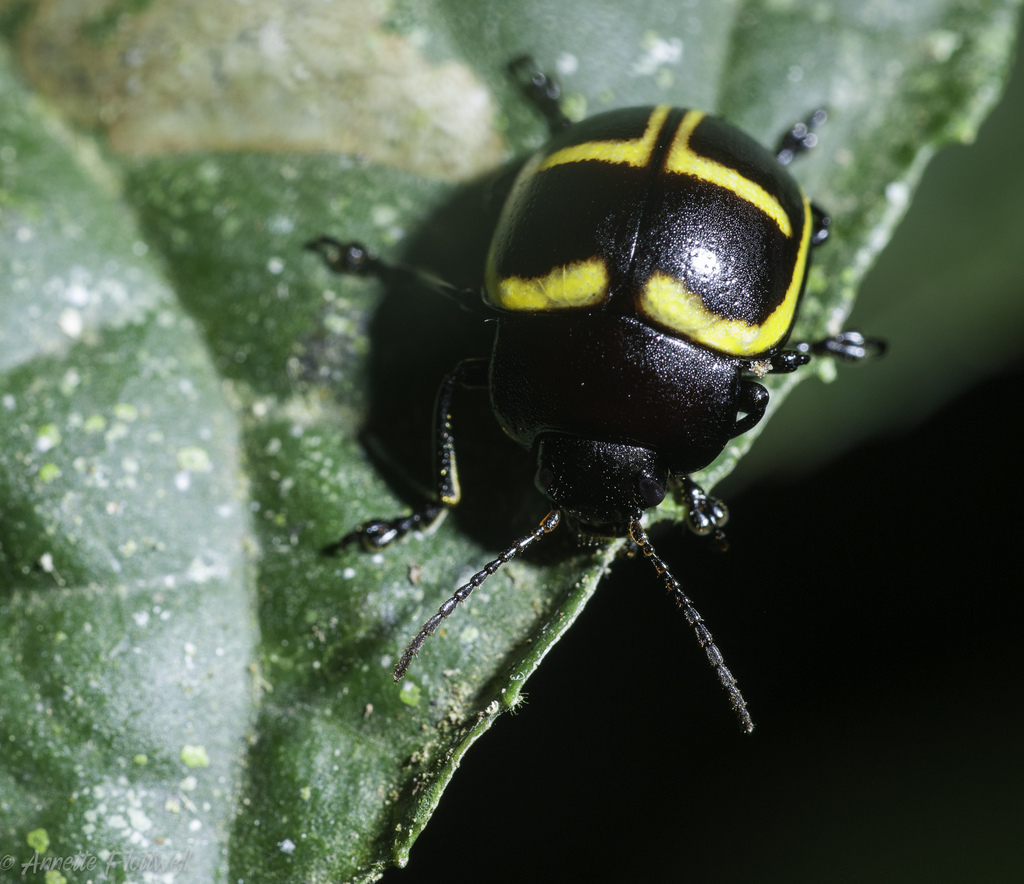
[485, 106, 813, 360]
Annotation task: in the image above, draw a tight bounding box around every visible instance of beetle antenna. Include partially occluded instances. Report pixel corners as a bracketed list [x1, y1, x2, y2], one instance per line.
[629, 520, 754, 733]
[394, 510, 562, 681]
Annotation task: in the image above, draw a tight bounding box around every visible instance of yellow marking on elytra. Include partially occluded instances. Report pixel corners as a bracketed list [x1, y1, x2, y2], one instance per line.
[639, 196, 812, 355]
[538, 106, 672, 171]
[667, 111, 793, 238]
[491, 259, 610, 312]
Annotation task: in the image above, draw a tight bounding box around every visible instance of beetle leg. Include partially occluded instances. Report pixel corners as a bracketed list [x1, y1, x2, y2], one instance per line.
[321, 505, 447, 555]
[732, 380, 769, 435]
[774, 109, 828, 166]
[321, 358, 490, 555]
[765, 351, 811, 374]
[810, 203, 831, 246]
[508, 55, 572, 134]
[304, 236, 484, 314]
[679, 476, 730, 549]
[765, 330, 886, 377]
[791, 331, 887, 363]
[430, 358, 490, 509]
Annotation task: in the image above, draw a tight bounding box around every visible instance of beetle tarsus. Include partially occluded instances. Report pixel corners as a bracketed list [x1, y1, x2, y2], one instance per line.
[680, 477, 730, 541]
[509, 54, 572, 134]
[794, 331, 887, 363]
[767, 351, 812, 374]
[321, 504, 448, 556]
[304, 236, 377, 275]
[810, 204, 831, 246]
[775, 108, 828, 165]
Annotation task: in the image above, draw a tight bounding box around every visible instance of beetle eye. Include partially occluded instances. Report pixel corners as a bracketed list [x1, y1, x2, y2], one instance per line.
[537, 466, 555, 493]
[638, 475, 667, 508]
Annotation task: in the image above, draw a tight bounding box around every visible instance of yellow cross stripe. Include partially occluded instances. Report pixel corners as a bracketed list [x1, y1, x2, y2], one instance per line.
[639, 271, 787, 355]
[638, 195, 812, 355]
[488, 259, 610, 311]
[538, 106, 672, 172]
[667, 111, 793, 238]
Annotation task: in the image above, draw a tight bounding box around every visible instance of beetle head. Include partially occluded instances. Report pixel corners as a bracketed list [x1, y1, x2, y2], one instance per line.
[534, 435, 668, 537]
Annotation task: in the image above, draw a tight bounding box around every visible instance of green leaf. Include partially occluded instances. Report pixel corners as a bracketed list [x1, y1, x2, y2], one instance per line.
[0, 49, 253, 881]
[1, 1, 1020, 881]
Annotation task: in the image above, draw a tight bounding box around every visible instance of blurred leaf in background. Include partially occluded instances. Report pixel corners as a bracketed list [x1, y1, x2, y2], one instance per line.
[0, 1, 1020, 882]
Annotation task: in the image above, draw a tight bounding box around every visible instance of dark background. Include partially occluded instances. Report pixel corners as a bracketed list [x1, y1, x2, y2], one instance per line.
[381, 363, 1023, 883]
[380, 32, 1024, 884]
